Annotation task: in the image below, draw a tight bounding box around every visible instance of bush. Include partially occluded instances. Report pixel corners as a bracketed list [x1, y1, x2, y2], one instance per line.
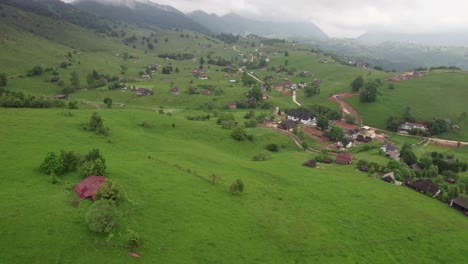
[230, 179, 244, 195]
[85, 200, 117, 233]
[84, 112, 108, 136]
[94, 181, 121, 202]
[40, 152, 64, 175]
[266, 143, 279, 152]
[252, 151, 271, 161]
[79, 159, 106, 177]
[61, 150, 82, 173]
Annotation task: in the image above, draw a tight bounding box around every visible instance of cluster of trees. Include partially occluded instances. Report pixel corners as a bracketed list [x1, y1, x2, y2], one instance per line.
[27, 65, 44, 77]
[385, 107, 450, 136]
[207, 56, 231, 67]
[0, 89, 77, 109]
[351, 76, 381, 103]
[157, 53, 194, 60]
[87, 70, 117, 89]
[415, 66, 461, 71]
[40, 149, 107, 179]
[304, 83, 320, 97]
[214, 33, 239, 44]
[241, 72, 256, 87]
[0, 73, 7, 87]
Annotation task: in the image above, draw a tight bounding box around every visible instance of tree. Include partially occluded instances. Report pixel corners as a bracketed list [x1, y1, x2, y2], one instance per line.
[360, 79, 379, 102]
[60, 150, 82, 173]
[385, 116, 400, 132]
[402, 106, 415, 122]
[266, 143, 279, 152]
[0, 73, 7, 87]
[70, 71, 80, 91]
[351, 76, 364, 92]
[230, 179, 244, 195]
[345, 114, 356, 124]
[419, 156, 433, 169]
[316, 116, 329, 130]
[231, 126, 248, 141]
[103, 97, 112, 108]
[250, 86, 262, 101]
[40, 152, 64, 175]
[329, 126, 344, 141]
[401, 148, 417, 165]
[85, 200, 117, 233]
[86, 112, 108, 135]
[429, 119, 448, 135]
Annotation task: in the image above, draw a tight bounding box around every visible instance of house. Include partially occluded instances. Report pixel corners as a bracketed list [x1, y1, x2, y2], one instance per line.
[406, 178, 441, 197]
[199, 75, 208, 80]
[313, 78, 321, 84]
[323, 158, 333, 164]
[291, 84, 298, 90]
[284, 81, 293, 88]
[400, 122, 428, 132]
[260, 86, 267, 92]
[170, 87, 180, 95]
[446, 178, 456, 184]
[359, 166, 369, 172]
[303, 159, 317, 168]
[229, 80, 236, 83]
[282, 90, 292, 96]
[298, 82, 307, 88]
[356, 134, 365, 142]
[135, 87, 153, 96]
[335, 153, 353, 165]
[50, 77, 60, 83]
[202, 89, 211, 95]
[381, 172, 402, 186]
[227, 102, 237, 109]
[381, 142, 400, 160]
[141, 74, 151, 79]
[281, 120, 296, 131]
[299, 71, 314, 77]
[52, 94, 68, 100]
[287, 109, 316, 126]
[74, 176, 106, 201]
[450, 197, 468, 215]
[363, 136, 372, 143]
[355, 61, 369, 69]
[274, 84, 284, 91]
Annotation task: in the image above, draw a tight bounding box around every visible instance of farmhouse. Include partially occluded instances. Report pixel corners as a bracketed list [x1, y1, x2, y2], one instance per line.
[202, 89, 211, 95]
[335, 153, 353, 165]
[274, 84, 284, 91]
[298, 82, 307, 88]
[381, 142, 400, 160]
[135, 87, 153, 96]
[229, 80, 236, 83]
[406, 178, 441, 198]
[199, 75, 208, 80]
[450, 197, 468, 215]
[281, 120, 296, 132]
[74, 175, 106, 201]
[227, 102, 237, 109]
[400, 122, 428, 132]
[381, 172, 402, 186]
[287, 109, 316, 126]
[52, 94, 68, 100]
[355, 61, 369, 69]
[141, 74, 151, 79]
[303, 159, 317, 168]
[170, 87, 180, 94]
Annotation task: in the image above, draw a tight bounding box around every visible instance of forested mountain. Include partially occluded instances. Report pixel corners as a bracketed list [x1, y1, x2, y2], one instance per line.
[188, 10, 328, 39]
[72, 0, 209, 32]
[358, 31, 468, 47]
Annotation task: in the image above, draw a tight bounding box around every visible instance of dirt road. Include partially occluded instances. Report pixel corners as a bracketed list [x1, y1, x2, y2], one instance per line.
[328, 92, 361, 123]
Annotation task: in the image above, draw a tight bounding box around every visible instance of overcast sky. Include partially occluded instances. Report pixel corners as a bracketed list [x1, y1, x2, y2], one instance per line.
[66, 0, 468, 38]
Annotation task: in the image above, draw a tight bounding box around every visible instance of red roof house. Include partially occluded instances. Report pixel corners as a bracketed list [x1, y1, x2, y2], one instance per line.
[335, 153, 353, 165]
[74, 176, 106, 201]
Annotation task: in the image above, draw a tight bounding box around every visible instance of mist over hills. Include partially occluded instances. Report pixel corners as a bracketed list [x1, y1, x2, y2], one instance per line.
[188, 10, 328, 39]
[358, 31, 468, 47]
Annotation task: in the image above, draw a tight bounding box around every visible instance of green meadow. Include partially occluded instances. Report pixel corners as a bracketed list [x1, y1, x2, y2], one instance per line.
[1, 108, 468, 263]
[348, 71, 468, 140]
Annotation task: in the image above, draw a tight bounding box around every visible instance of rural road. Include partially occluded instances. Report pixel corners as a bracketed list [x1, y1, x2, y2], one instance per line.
[292, 90, 301, 106]
[233, 46, 264, 84]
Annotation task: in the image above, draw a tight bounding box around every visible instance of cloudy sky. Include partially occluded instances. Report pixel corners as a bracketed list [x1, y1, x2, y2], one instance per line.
[65, 0, 468, 38]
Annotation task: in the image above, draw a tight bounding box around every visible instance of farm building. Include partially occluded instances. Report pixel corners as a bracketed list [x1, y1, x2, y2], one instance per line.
[303, 160, 317, 168]
[287, 109, 316, 126]
[381, 172, 402, 186]
[227, 102, 237, 109]
[335, 153, 353, 165]
[52, 94, 68, 100]
[406, 178, 441, 198]
[74, 176, 106, 201]
[281, 120, 296, 132]
[450, 197, 468, 215]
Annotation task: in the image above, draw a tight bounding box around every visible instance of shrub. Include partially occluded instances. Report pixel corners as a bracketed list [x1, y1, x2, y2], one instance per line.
[221, 121, 236, 129]
[230, 179, 244, 195]
[40, 152, 64, 175]
[85, 200, 117, 233]
[94, 181, 121, 202]
[252, 151, 271, 161]
[126, 229, 141, 249]
[266, 143, 279, 152]
[84, 112, 108, 136]
[60, 150, 82, 173]
[79, 159, 106, 177]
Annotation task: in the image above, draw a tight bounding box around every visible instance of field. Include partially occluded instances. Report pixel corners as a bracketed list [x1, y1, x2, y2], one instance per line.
[1, 108, 468, 263]
[348, 72, 468, 141]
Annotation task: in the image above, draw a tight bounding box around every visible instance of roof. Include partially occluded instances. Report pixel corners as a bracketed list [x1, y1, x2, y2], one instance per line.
[303, 160, 317, 167]
[382, 142, 398, 152]
[282, 120, 296, 129]
[336, 153, 353, 163]
[288, 109, 315, 121]
[452, 197, 468, 209]
[410, 179, 440, 197]
[74, 176, 106, 201]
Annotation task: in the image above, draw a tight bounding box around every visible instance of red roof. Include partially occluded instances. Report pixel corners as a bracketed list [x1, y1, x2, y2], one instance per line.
[336, 153, 353, 163]
[74, 176, 106, 201]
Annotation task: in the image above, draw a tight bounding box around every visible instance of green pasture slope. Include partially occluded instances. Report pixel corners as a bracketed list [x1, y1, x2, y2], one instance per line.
[1, 108, 468, 263]
[348, 71, 468, 141]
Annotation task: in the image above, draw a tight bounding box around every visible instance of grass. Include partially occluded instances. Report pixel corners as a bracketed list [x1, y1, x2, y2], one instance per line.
[348, 71, 468, 141]
[1, 108, 468, 263]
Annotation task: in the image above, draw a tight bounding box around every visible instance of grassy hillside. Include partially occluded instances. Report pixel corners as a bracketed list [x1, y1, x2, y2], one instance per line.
[348, 71, 468, 140]
[1, 108, 468, 263]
